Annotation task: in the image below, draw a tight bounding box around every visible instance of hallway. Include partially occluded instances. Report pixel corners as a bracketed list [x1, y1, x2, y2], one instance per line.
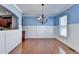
[9, 38, 78, 54]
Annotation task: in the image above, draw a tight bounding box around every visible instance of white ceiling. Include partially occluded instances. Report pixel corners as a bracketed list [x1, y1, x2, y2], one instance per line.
[0, 5, 12, 15]
[16, 4, 74, 17]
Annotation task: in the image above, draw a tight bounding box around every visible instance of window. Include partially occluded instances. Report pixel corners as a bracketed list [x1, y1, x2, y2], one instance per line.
[59, 15, 67, 37]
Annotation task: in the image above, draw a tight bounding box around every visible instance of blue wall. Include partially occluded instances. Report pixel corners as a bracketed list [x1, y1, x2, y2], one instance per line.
[23, 4, 79, 26]
[23, 16, 55, 26]
[55, 4, 79, 25]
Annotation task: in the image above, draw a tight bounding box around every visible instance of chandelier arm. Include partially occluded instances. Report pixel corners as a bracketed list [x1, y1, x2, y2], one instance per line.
[37, 4, 48, 24]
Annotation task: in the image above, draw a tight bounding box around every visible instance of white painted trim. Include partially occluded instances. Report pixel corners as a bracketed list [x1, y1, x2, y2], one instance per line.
[13, 4, 23, 14]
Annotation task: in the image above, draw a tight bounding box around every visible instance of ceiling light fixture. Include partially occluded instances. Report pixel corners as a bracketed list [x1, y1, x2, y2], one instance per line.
[6, 11, 9, 14]
[37, 4, 48, 24]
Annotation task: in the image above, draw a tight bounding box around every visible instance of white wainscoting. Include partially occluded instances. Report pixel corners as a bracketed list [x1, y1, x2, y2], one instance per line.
[23, 26, 55, 38]
[0, 31, 5, 54]
[54, 24, 79, 52]
[5, 30, 22, 53]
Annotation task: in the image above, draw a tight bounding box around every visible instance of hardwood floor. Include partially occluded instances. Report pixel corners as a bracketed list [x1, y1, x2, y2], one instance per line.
[9, 38, 78, 54]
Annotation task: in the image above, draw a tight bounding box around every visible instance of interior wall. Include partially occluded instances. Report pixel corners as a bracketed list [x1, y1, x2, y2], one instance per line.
[12, 16, 18, 29]
[22, 16, 55, 38]
[1, 4, 22, 30]
[0, 4, 22, 53]
[54, 4, 79, 52]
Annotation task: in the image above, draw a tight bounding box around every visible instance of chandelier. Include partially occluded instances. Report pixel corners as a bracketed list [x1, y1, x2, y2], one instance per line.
[37, 4, 48, 24]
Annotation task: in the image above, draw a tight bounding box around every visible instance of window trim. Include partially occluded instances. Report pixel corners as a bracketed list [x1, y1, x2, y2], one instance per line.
[59, 15, 68, 38]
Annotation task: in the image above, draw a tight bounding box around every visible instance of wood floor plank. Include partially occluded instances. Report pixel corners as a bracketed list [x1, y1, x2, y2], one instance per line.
[9, 38, 78, 54]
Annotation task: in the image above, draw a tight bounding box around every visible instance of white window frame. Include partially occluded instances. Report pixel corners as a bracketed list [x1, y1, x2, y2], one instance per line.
[59, 15, 67, 37]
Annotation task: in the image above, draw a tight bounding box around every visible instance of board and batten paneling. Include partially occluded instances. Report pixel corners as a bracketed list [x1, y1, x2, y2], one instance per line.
[0, 31, 5, 54]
